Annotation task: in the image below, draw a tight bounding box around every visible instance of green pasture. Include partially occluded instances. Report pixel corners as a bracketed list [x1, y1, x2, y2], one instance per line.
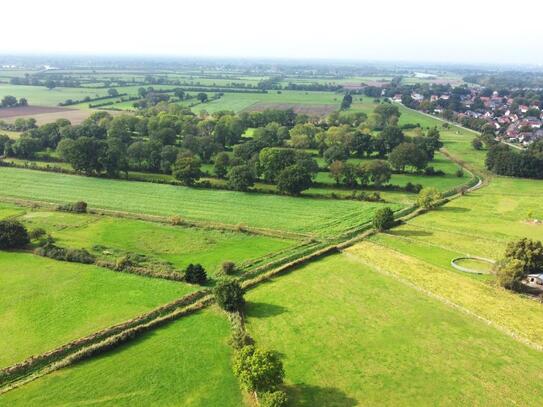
[0, 84, 110, 107]
[191, 90, 342, 114]
[19, 210, 295, 274]
[0, 202, 26, 219]
[0, 167, 390, 237]
[0, 251, 193, 367]
[246, 253, 543, 406]
[2, 309, 243, 407]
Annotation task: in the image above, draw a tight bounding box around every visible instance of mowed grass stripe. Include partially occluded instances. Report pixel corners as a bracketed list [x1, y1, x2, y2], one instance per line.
[0, 167, 387, 236]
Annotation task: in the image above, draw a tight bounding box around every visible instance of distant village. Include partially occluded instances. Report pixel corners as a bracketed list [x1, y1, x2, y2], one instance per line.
[391, 89, 543, 146]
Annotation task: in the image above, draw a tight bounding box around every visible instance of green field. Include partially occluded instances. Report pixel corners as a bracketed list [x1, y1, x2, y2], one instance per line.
[0, 201, 26, 219]
[0, 84, 110, 107]
[2, 309, 243, 407]
[0, 167, 393, 237]
[0, 251, 193, 367]
[245, 254, 543, 406]
[18, 210, 295, 274]
[191, 90, 342, 114]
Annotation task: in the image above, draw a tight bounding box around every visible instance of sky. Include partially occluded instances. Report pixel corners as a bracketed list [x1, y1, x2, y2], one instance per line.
[2, 0, 542, 65]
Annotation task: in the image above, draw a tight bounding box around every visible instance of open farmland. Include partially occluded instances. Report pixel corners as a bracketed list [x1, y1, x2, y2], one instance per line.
[0, 251, 193, 367]
[2, 309, 243, 407]
[0, 167, 393, 237]
[245, 254, 543, 406]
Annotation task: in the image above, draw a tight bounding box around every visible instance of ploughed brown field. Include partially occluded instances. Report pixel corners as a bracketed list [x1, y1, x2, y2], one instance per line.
[243, 102, 337, 116]
[0, 106, 123, 125]
[0, 105, 73, 119]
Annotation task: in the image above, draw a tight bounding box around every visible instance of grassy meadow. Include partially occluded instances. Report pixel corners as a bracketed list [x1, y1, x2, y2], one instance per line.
[2, 309, 243, 407]
[245, 254, 543, 406]
[18, 210, 295, 274]
[0, 251, 193, 367]
[0, 84, 110, 107]
[0, 167, 393, 237]
[191, 90, 342, 114]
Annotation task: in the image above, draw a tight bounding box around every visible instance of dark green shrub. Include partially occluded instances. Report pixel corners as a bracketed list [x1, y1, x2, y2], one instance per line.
[222, 261, 237, 275]
[232, 345, 284, 393]
[29, 228, 47, 240]
[35, 243, 95, 264]
[260, 390, 288, 407]
[214, 279, 245, 312]
[496, 259, 525, 291]
[373, 207, 395, 231]
[228, 311, 253, 349]
[58, 201, 87, 213]
[0, 220, 30, 249]
[184, 263, 207, 285]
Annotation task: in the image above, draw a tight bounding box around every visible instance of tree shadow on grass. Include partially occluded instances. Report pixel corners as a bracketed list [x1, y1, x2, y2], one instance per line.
[286, 383, 358, 407]
[244, 301, 288, 318]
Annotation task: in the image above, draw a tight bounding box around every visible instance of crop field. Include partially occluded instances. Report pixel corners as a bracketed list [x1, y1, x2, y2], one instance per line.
[2, 308, 243, 407]
[4, 108, 96, 126]
[245, 254, 543, 406]
[0, 167, 394, 237]
[17, 209, 295, 274]
[0, 251, 193, 367]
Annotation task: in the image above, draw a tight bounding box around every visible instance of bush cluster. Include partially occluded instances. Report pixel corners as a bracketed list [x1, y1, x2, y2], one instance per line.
[35, 243, 95, 264]
[57, 201, 88, 213]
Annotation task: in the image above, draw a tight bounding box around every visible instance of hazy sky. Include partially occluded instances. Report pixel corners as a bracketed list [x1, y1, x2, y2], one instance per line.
[3, 0, 542, 65]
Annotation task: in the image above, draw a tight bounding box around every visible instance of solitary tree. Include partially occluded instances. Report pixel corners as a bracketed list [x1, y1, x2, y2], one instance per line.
[214, 279, 245, 312]
[373, 207, 395, 231]
[184, 263, 207, 285]
[417, 187, 443, 209]
[197, 92, 208, 103]
[340, 94, 353, 110]
[0, 220, 30, 249]
[232, 345, 285, 394]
